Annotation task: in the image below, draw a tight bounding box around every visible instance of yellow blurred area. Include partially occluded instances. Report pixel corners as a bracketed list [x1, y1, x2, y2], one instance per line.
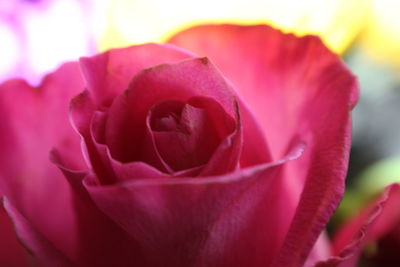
[99, 0, 370, 54]
[360, 0, 400, 68]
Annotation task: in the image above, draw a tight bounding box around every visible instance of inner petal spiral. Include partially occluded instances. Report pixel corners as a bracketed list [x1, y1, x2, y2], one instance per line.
[147, 97, 235, 172]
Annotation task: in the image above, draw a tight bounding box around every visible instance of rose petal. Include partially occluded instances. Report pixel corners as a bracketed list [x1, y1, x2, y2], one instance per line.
[169, 24, 358, 159]
[82, 143, 304, 267]
[89, 111, 171, 182]
[79, 43, 195, 107]
[76, 43, 271, 178]
[0, 201, 28, 266]
[105, 57, 239, 162]
[70, 91, 117, 184]
[169, 25, 358, 266]
[2, 198, 72, 267]
[237, 97, 272, 167]
[50, 152, 149, 266]
[0, 62, 86, 262]
[148, 99, 222, 172]
[315, 184, 400, 267]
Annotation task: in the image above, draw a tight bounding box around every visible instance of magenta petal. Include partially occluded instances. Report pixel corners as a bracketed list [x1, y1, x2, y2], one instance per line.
[0, 62, 86, 262]
[51, 152, 149, 266]
[83, 143, 304, 267]
[88, 111, 170, 183]
[90, 109, 214, 180]
[170, 25, 358, 266]
[315, 184, 400, 267]
[148, 100, 213, 172]
[238, 97, 272, 167]
[0, 202, 28, 266]
[2, 198, 72, 267]
[79, 43, 195, 107]
[146, 97, 240, 175]
[104, 57, 240, 165]
[169, 25, 358, 159]
[70, 91, 118, 184]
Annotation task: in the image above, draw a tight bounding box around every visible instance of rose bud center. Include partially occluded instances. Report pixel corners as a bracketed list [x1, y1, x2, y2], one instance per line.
[147, 97, 235, 172]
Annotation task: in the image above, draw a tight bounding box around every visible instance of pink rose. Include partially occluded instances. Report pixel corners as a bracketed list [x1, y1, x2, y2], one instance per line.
[316, 183, 400, 266]
[0, 25, 358, 266]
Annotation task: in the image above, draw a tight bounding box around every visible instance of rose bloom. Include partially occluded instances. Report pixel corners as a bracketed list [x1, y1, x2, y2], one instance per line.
[0, 25, 358, 266]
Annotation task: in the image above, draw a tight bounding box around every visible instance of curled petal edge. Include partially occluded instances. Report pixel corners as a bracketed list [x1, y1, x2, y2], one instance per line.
[83, 141, 305, 188]
[1, 197, 73, 267]
[314, 184, 400, 267]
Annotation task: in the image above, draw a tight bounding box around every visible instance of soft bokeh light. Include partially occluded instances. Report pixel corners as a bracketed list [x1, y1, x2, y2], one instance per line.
[0, 0, 101, 85]
[0, 24, 20, 75]
[360, 0, 400, 68]
[99, 0, 369, 54]
[24, 1, 89, 73]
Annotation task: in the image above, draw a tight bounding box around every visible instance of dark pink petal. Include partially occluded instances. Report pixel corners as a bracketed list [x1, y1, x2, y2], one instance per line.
[70, 91, 118, 184]
[315, 184, 400, 267]
[103, 58, 242, 179]
[2, 198, 72, 267]
[0, 63, 86, 262]
[74, 43, 200, 181]
[148, 100, 219, 172]
[147, 97, 238, 174]
[237, 97, 272, 167]
[83, 143, 304, 267]
[79, 43, 195, 107]
[89, 111, 171, 182]
[187, 96, 240, 176]
[169, 24, 358, 159]
[77, 43, 270, 174]
[169, 24, 358, 266]
[0, 202, 28, 267]
[50, 152, 151, 266]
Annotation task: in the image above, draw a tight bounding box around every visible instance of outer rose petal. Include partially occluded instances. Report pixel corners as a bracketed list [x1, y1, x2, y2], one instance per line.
[315, 184, 400, 267]
[2, 198, 72, 267]
[0, 202, 28, 267]
[82, 144, 304, 267]
[79, 43, 195, 107]
[0, 62, 144, 265]
[50, 153, 149, 266]
[0, 63, 86, 261]
[169, 25, 358, 266]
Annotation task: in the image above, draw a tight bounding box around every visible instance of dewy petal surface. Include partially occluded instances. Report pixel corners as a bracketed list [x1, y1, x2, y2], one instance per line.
[169, 24, 358, 266]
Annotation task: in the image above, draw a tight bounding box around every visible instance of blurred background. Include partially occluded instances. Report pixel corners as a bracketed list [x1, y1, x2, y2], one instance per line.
[0, 0, 399, 234]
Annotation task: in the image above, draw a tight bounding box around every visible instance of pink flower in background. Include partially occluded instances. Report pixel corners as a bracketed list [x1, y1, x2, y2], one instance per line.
[0, 25, 357, 266]
[317, 183, 400, 267]
[0, 0, 97, 85]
